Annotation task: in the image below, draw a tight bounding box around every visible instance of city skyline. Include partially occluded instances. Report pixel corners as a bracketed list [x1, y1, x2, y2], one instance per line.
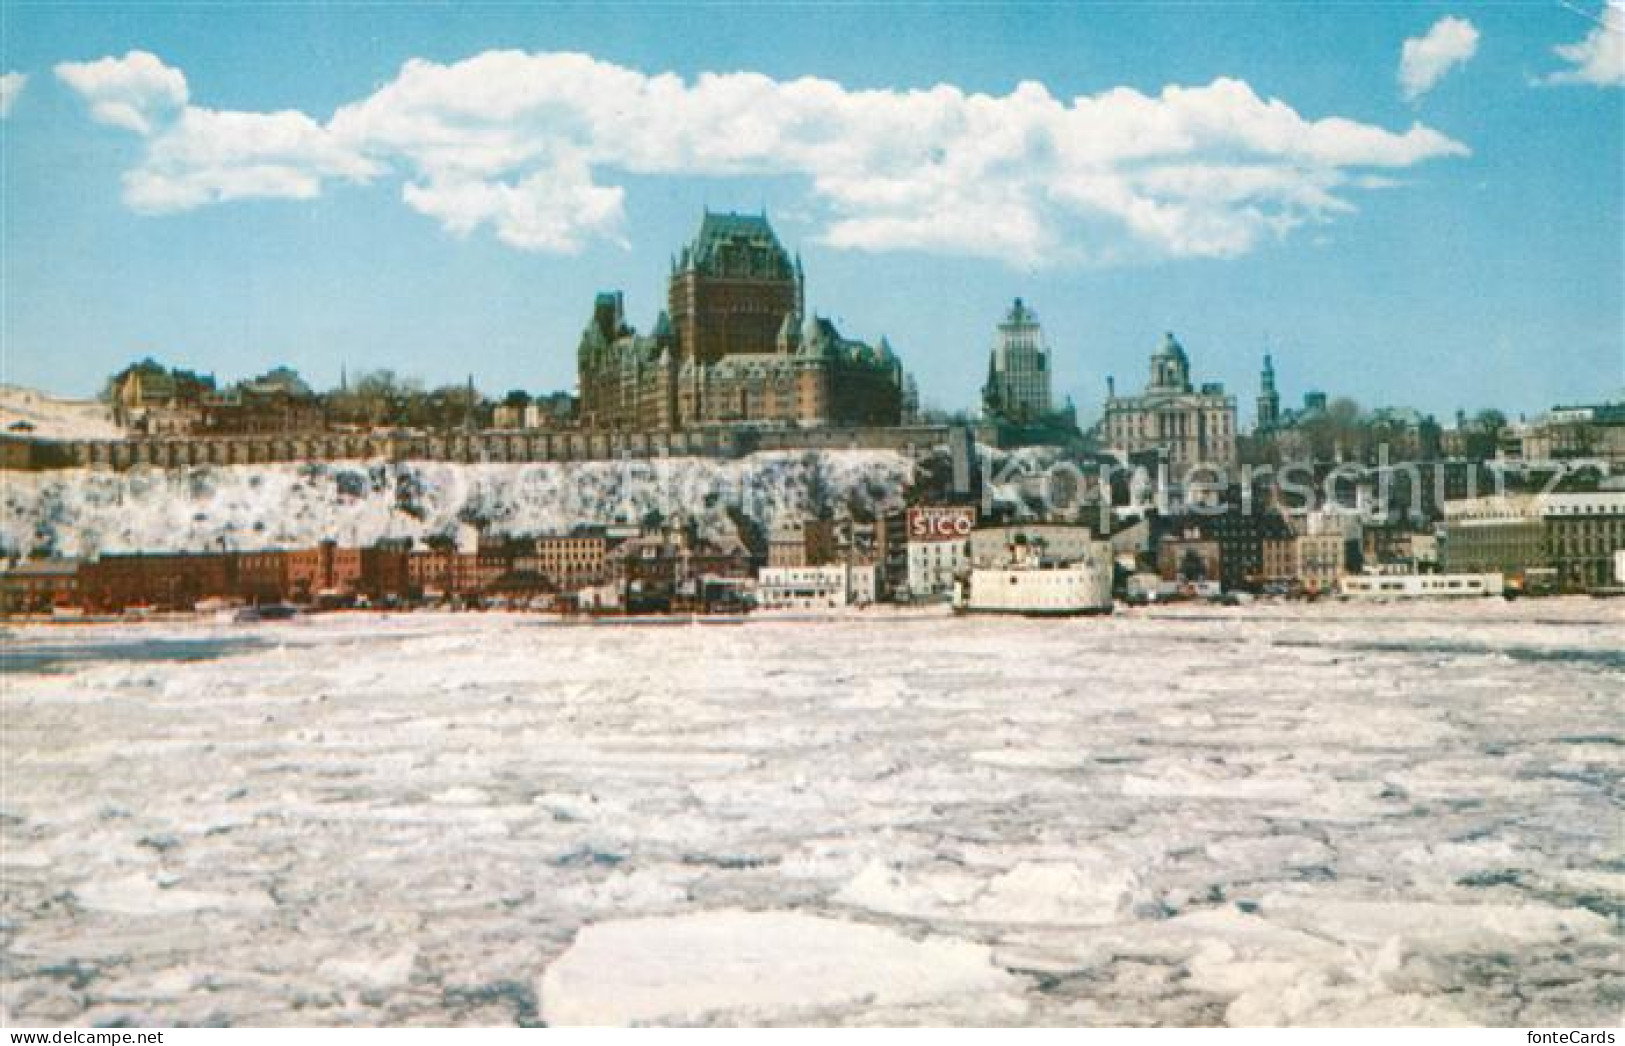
[2, 3, 1622, 423]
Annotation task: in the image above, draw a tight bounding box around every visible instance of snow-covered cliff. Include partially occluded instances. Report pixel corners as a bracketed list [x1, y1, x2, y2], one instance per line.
[1, 451, 918, 557]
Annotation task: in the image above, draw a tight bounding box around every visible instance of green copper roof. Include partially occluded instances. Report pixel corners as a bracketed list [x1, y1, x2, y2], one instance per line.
[1153, 331, 1189, 362]
[684, 210, 793, 277]
[696, 209, 778, 243]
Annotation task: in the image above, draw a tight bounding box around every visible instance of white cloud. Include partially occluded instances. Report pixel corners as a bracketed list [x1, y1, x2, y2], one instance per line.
[55, 52, 377, 213]
[400, 165, 626, 252]
[1543, 1, 1625, 87]
[55, 48, 1470, 265]
[1399, 16, 1481, 102]
[0, 71, 27, 118]
[122, 107, 379, 213]
[55, 51, 188, 133]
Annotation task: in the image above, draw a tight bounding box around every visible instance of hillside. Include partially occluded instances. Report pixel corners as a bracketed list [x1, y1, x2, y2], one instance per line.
[0, 384, 121, 441]
[1, 451, 920, 558]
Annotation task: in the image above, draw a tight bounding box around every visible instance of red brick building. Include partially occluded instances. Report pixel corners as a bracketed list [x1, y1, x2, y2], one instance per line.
[359, 541, 412, 600]
[405, 547, 510, 600]
[0, 559, 81, 614]
[80, 553, 232, 611]
[519, 531, 611, 590]
[235, 550, 290, 604]
[287, 542, 363, 601]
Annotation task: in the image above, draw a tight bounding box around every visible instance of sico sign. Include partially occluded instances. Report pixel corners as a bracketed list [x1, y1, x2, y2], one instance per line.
[907, 506, 976, 541]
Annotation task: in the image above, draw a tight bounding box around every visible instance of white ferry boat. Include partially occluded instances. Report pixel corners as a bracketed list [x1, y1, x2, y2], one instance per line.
[1338, 573, 1504, 599]
[955, 539, 1114, 617]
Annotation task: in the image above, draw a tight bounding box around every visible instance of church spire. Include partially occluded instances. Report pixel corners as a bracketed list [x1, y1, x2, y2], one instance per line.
[1257, 352, 1281, 432]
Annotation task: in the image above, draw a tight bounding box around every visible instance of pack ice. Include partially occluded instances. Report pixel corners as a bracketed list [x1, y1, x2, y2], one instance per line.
[1, 600, 1619, 1025]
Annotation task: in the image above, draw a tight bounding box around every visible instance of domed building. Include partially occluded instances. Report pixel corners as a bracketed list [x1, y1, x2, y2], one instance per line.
[1103, 332, 1237, 476]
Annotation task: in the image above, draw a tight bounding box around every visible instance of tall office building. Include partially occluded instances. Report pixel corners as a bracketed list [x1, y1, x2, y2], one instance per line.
[982, 298, 1052, 423]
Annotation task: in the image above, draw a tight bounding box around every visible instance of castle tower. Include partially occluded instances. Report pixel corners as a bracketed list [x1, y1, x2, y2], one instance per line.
[575, 209, 908, 433]
[668, 210, 799, 367]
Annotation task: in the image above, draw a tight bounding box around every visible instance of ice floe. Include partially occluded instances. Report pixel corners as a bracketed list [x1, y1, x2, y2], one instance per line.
[537, 909, 1019, 1025]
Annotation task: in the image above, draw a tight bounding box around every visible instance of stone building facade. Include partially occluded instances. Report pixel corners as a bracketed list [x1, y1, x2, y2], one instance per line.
[109, 360, 215, 435]
[767, 519, 839, 569]
[200, 366, 324, 435]
[1504, 403, 1625, 466]
[108, 361, 326, 437]
[1441, 491, 1625, 591]
[1104, 332, 1237, 476]
[1151, 509, 1293, 591]
[578, 211, 909, 431]
[1441, 494, 1549, 580]
[521, 530, 611, 591]
[1295, 532, 1347, 593]
[1542, 492, 1625, 591]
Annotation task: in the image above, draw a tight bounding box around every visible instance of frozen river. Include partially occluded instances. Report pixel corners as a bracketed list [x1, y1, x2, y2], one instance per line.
[2, 601, 1621, 1026]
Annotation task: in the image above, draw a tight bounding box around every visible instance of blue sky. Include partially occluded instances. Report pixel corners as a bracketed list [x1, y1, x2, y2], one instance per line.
[2, 2, 1621, 425]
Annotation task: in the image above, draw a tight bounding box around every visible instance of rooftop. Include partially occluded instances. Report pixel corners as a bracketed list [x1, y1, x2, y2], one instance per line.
[681, 210, 794, 278]
[2, 558, 80, 577]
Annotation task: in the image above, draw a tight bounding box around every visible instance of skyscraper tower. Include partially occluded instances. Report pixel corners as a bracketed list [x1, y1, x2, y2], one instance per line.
[1257, 353, 1281, 433]
[982, 297, 1053, 423]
